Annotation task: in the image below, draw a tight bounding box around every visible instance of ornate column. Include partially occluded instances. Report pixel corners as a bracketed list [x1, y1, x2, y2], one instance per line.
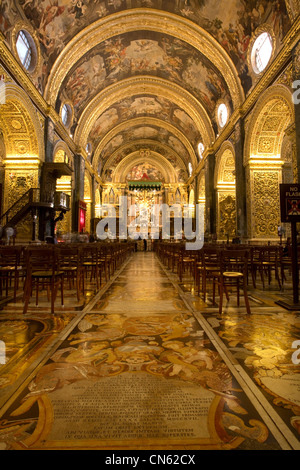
[90, 174, 96, 233]
[292, 42, 300, 180]
[44, 118, 55, 163]
[72, 154, 85, 232]
[234, 118, 248, 240]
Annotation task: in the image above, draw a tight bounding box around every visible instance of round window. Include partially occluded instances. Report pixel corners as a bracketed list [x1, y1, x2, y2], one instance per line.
[198, 142, 205, 160]
[61, 104, 72, 127]
[217, 103, 228, 128]
[16, 30, 37, 72]
[86, 143, 92, 155]
[251, 32, 273, 74]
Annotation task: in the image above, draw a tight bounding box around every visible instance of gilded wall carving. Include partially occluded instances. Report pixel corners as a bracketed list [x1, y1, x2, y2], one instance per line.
[249, 170, 281, 239]
[4, 170, 39, 239]
[243, 84, 295, 240]
[215, 145, 236, 240]
[217, 193, 236, 240]
[244, 85, 294, 166]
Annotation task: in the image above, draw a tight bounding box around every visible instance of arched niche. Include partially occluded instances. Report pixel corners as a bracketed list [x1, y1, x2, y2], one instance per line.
[0, 83, 44, 240]
[244, 84, 294, 240]
[53, 143, 74, 235]
[111, 152, 177, 185]
[215, 142, 236, 240]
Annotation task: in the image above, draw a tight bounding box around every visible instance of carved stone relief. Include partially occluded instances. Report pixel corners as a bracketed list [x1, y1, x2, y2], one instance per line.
[217, 192, 236, 240]
[248, 169, 281, 239]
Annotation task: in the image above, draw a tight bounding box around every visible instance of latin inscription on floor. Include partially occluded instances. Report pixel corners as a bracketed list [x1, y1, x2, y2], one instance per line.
[48, 372, 216, 442]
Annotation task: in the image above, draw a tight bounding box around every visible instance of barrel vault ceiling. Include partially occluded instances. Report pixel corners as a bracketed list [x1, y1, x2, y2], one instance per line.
[0, 1, 292, 184]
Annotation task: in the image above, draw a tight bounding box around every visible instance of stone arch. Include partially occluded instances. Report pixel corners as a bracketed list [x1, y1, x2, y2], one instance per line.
[0, 82, 44, 164]
[244, 84, 294, 164]
[95, 115, 197, 174]
[53, 141, 73, 166]
[74, 77, 214, 156]
[215, 142, 236, 240]
[244, 84, 294, 240]
[0, 82, 44, 240]
[112, 152, 177, 184]
[53, 143, 74, 235]
[45, 9, 244, 111]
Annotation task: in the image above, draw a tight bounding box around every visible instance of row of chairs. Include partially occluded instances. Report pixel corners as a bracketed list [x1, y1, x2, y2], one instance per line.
[157, 242, 297, 314]
[0, 242, 134, 314]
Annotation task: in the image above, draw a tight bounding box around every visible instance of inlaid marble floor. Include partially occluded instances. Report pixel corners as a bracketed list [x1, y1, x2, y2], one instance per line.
[0, 252, 299, 450]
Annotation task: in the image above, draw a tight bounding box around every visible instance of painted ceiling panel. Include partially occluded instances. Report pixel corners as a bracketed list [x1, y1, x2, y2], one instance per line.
[2, 1, 290, 97]
[57, 31, 232, 123]
[87, 95, 202, 152]
[99, 124, 190, 162]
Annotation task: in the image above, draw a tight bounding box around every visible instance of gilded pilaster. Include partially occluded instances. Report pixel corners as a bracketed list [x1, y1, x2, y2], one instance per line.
[234, 119, 247, 239]
[73, 154, 85, 232]
[292, 41, 300, 180]
[204, 154, 216, 238]
[246, 160, 284, 240]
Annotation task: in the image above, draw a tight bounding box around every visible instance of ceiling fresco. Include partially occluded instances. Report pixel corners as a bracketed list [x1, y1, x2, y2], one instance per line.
[0, 0, 293, 185]
[1, 1, 290, 88]
[126, 162, 165, 182]
[99, 141, 188, 182]
[99, 133, 189, 184]
[57, 31, 231, 121]
[0, 0, 290, 95]
[87, 95, 203, 154]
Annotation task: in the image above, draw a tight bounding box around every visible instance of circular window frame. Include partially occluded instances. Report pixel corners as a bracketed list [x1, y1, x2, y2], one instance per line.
[216, 102, 229, 129]
[248, 25, 276, 76]
[12, 23, 40, 75]
[198, 142, 205, 160]
[60, 102, 73, 129]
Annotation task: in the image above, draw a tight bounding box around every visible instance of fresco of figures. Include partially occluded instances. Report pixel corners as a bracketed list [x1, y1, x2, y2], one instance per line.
[88, 95, 202, 152]
[57, 31, 231, 124]
[0, 1, 290, 98]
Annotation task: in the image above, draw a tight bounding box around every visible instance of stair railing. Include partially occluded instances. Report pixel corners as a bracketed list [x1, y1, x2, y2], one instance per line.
[0, 188, 40, 227]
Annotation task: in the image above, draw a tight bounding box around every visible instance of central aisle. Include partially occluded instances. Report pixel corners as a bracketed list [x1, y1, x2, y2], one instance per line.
[0, 252, 291, 450]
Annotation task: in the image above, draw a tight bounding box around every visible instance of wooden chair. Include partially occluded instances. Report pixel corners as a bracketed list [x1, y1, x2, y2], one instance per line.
[252, 246, 281, 290]
[56, 245, 84, 300]
[82, 244, 101, 289]
[178, 247, 196, 282]
[106, 244, 117, 277]
[213, 249, 251, 314]
[250, 246, 262, 288]
[195, 246, 221, 299]
[171, 244, 182, 274]
[0, 246, 25, 302]
[23, 246, 64, 314]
